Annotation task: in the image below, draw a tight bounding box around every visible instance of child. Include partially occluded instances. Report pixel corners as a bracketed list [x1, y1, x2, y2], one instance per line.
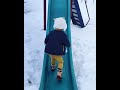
[44, 17, 71, 80]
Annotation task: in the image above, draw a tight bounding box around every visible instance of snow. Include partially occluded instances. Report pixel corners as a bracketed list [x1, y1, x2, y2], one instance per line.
[24, 0, 96, 90]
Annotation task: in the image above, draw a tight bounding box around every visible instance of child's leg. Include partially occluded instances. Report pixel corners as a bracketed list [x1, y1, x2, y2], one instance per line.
[49, 55, 56, 71]
[53, 55, 64, 79]
[50, 55, 56, 65]
[57, 56, 64, 70]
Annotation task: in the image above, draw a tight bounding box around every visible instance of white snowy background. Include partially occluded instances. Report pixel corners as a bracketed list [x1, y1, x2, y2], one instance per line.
[24, 0, 96, 90]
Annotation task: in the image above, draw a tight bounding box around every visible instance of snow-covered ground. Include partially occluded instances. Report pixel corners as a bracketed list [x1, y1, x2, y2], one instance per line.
[24, 0, 96, 90]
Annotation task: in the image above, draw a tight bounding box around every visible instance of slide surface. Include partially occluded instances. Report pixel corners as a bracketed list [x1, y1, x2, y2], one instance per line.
[39, 0, 78, 90]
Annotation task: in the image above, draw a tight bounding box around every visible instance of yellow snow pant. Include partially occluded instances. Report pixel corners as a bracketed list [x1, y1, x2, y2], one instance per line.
[49, 55, 64, 70]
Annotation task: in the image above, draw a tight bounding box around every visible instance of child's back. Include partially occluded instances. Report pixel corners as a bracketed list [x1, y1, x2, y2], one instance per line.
[45, 30, 70, 55]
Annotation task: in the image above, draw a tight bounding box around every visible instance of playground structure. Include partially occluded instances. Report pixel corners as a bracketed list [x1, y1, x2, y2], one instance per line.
[43, 0, 90, 30]
[71, 0, 90, 28]
[40, 0, 90, 90]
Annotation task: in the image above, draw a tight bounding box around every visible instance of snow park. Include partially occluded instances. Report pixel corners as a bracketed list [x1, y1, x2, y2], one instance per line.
[24, 0, 96, 90]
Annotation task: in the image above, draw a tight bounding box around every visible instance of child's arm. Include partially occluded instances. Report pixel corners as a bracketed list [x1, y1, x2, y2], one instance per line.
[63, 35, 71, 47]
[44, 34, 50, 44]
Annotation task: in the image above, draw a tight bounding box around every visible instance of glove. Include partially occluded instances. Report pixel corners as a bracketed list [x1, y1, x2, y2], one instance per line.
[66, 48, 68, 53]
